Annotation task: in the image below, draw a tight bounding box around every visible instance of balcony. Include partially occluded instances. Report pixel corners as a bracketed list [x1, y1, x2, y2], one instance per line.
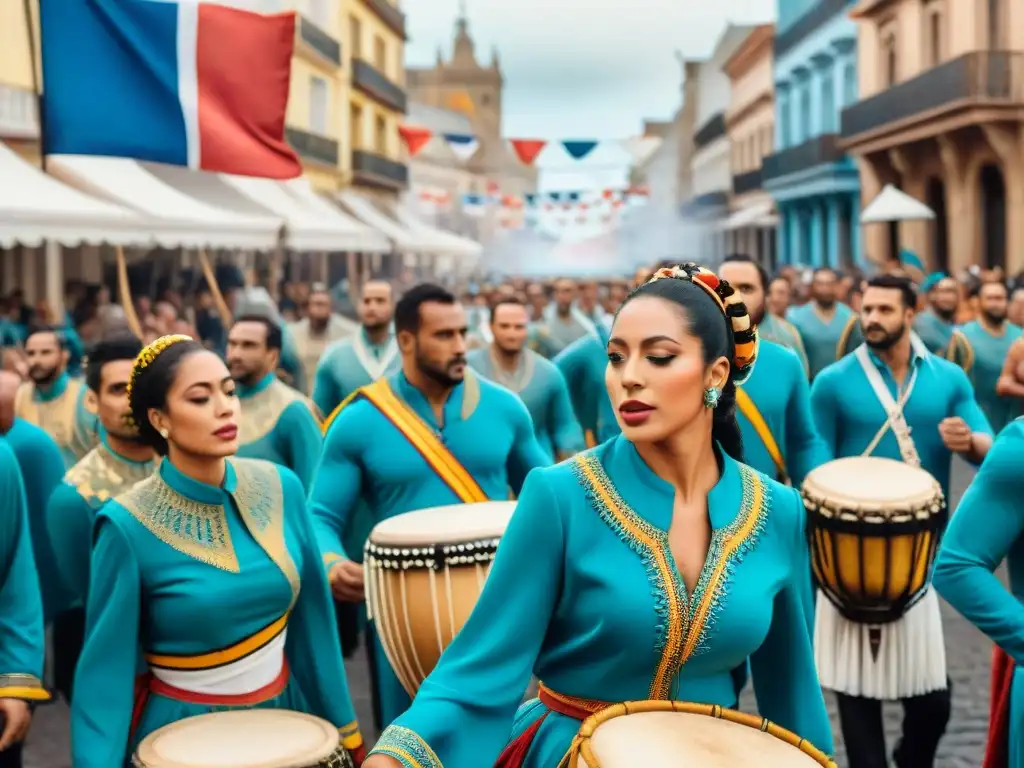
[286, 127, 339, 167]
[298, 15, 341, 66]
[680, 190, 729, 217]
[362, 0, 407, 39]
[732, 168, 763, 195]
[352, 149, 408, 190]
[352, 59, 408, 114]
[762, 134, 843, 182]
[840, 52, 1024, 143]
[774, 0, 849, 59]
[693, 112, 727, 149]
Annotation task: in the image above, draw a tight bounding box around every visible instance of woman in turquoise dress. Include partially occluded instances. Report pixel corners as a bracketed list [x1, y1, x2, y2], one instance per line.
[365, 264, 833, 768]
[70, 335, 365, 767]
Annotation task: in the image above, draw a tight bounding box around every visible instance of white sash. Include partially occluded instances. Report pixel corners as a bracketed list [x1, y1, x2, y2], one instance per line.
[352, 330, 398, 381]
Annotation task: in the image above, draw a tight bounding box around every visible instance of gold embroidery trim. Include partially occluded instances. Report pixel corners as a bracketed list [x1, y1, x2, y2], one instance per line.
[238, 378, 318, 445]
[66, 444, 154, 508]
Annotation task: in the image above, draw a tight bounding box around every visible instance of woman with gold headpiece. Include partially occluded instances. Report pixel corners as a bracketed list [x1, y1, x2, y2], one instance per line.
[69, 335, 366, 767]
[365, 264, 833, 768]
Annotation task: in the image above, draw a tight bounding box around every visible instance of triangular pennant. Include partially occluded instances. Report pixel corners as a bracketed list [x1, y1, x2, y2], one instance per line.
[562, 140, 598, 160]
[443, 132, 480, 162]
[510, 139, 547, 165]
[399, 125, 433, 157]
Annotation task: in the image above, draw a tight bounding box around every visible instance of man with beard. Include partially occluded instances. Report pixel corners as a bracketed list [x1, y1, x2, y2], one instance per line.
[289, 283, 357, 396]
[788, 267, 862, 379]
[310, 283, 549, 730]
[15, 327, 97, 466]
[227, 315, 322, 492]
[467, 298, 583, 462]
[44, 338, 155, 704]
[950, 279, 1024, 433]
[913, 273, 965, 358]
[810, 274, 992, 768]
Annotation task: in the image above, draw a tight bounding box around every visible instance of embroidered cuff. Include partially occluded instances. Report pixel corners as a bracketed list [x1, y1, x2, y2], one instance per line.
[0, 674, 50, 702]
[323, 552, 345, 572]
[339, 719, 363, 751]
[369, 725, 443, 768]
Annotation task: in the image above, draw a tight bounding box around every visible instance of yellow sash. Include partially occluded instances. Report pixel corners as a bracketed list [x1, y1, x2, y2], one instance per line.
[735, 387, 788, 484]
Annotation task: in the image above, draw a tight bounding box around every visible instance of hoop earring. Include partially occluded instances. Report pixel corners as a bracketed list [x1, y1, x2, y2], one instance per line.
[703, 387, 720, 409]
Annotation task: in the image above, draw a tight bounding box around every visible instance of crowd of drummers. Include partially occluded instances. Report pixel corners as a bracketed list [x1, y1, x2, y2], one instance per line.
[0, 257, 1022, 768]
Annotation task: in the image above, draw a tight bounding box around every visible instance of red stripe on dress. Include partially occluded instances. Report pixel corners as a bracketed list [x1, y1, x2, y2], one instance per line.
[148, 659, 289, 706]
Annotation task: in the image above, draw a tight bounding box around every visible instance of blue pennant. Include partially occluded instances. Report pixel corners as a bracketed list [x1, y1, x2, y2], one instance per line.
[562, 140, 598, 160]
[443, 132, 476, 146]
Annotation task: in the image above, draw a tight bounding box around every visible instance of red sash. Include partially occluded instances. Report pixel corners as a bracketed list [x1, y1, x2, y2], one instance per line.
[984, 646, 1015, 768]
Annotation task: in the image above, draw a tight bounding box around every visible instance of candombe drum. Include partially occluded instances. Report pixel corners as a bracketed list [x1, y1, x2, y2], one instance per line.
[132, 710, 355, 767]
[568, 702, 836, 767]
[801, 456, 946, 624]
[364, 500, 517, 696]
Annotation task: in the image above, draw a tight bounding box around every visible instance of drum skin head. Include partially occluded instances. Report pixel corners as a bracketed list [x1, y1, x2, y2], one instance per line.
[134, 710, 339, 768]
[802, 457, 940, 513]
[580, 712, 825, 767]
[370, 501, 516, 545]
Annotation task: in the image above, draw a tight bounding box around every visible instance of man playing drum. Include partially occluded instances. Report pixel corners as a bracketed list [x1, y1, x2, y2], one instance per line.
[809, 274, 993, 767]
[309, 283, 550, 731]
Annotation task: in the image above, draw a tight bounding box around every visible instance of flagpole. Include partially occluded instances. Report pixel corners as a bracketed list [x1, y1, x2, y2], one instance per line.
[23, 0, 46, 172]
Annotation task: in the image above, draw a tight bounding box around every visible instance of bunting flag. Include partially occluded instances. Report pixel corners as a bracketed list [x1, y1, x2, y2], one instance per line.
[510, 139, 547, 166]
[561, 140, 599, 161]
[443, 133, 479, 162]
[399, 124, 433, 158]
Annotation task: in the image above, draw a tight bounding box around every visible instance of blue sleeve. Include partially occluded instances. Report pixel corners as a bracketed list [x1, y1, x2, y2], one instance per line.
[70, 515, 143, 768]
[548, 366, 585, 458]
[933, 421, 1024, 662]
[312, 348, 343, 417]
[280, 329, 306, 393]
[45, 484, 93, 609]
[783, 352, 830, 486]
[61, 326, 86, 376]
[948, 363, 994, 438]
[808, 372, 839, 460]
[0, 443, 48, 701]
[505, 398, 552, 494]
[278, 401, 323, 494]
[369, 468, 564, 767]
[308, 408, 365, 565]
[554, 341, 597, 433]
[749, 488, 833, 756]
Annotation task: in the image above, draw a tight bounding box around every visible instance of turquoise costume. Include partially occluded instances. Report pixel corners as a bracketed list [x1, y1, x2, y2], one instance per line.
[71, 458, 362, 767]
[312, 328, 400, 418]
[759, 314, 810, 375]
[954, 321, 1023, 433]
[554, 325, 617, 446]
[14, 372, 98, 467]
[236, 372, 322, 492]
[310, 370, 550, 727]
[0, 438, 49, 703]
[369, 436, 833, 767]
[933, 418, 1024, 766]
[46, 432, 155, 609]
[788, 303, 861, 379]
[467, 347, 585, 461]
[913, 309, 959, 357]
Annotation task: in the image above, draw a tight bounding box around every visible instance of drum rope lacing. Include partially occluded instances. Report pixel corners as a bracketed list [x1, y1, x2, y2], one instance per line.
[364, 539, 501, 571]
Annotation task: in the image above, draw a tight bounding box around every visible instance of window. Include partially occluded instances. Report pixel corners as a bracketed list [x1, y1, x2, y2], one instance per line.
[374, 114, 387, 153]
[880, 22, 899, 87]
[843, 62, 857, 105]
[821, 76, 835, 132]
[798, 83, 811, 142]
[926, 7, 944, 66]
[309, 76, 328, 135]
[349, 15, 362, 59]
[779, 98, 791, 148]
[350, 103, 363, 150]
[988, 0, 1004, 48]
[374, 35, 386, 71]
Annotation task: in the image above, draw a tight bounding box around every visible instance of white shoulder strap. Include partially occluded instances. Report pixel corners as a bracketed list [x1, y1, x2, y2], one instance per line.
[854, 343, 922, 466]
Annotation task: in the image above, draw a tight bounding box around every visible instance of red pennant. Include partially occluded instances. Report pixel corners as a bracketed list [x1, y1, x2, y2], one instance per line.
[602, 188, 615, 200]
[399, 125, 433, 157]
[510, 139, 547, 165]
[486, 180, 500, 194]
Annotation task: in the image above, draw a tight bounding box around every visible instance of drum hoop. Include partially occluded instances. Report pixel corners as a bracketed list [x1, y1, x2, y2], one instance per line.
[365, 537, 501, 571]
[802, 492, 945, 526]
[566, 701, 836, 768]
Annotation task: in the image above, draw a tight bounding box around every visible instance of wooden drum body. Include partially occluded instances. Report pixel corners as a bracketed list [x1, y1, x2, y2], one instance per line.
[569, 702, 836, 767]
[364, 501, 516, 697]
[802, 457, 946, 624]
[132, 710, 353, 768]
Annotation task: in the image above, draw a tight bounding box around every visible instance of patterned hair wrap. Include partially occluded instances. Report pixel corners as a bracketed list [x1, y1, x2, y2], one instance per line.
[125, 334, 193, 428]
[646, 263, 759, 385]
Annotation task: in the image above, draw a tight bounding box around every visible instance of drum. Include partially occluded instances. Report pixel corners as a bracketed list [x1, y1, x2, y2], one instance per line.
[568, 701, 836, 767]
[364, 500, 516, 696]
[802, 456, 946, 625]
[132, 710, 354, 767]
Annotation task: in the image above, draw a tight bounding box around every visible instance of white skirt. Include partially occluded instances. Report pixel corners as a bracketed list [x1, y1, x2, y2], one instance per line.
[814, 587, 947, 700]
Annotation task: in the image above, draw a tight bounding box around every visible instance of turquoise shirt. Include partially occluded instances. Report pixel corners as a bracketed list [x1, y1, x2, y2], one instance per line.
[467, 347, 585, 461]
[933, 418, 1024, 766]
[957, 320, 1024, 434]
[759, 314, 810, 375]
[235, 372, 322, 493]
[311, 328, 400, 418]
[369, 436, 833, 767]
[810, 344, 992, 498]
[46, 434, 154, 610]
[553, 325, 617, 445]
[4, 418, 69, 621]
[0, 438, 48, 703]
[913, 309, 958, 357]
[788, 303, 860, 380]
[71, 458, 361, 767]
[14, 371, 98, 467]
[278, 325, 307, 394]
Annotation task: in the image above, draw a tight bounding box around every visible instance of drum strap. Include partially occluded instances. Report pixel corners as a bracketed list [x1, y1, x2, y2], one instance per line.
[735, 387, 788, 484]
[855, 341, 924, 467]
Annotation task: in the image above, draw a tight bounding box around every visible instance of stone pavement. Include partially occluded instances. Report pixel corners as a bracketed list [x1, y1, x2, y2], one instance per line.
[24, 459, 993, 767]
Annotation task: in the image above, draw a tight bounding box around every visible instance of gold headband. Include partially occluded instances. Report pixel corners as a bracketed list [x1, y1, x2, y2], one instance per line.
[125, 334, 193, 427]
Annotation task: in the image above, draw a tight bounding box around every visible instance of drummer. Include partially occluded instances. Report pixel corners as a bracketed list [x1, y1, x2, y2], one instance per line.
[809, 273, 992, 768]
[310, 283, 550, 730]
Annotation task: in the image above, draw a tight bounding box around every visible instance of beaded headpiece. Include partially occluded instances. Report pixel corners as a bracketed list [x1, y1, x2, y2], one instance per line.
[125, 334, 193, 428]
[645, 263, 759, 384]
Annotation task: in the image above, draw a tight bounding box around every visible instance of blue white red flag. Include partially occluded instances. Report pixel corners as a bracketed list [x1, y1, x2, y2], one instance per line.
[40, 0, 302, 179]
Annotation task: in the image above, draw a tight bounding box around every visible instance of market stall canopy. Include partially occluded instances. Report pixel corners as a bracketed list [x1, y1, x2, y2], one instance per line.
[47, 155, 282, 250]
[283, 179, 390, 253]
[0, 142, 152, 248]
[394, 206, 482, 259]
[337, 190, 448, 254]
[861, 184, 935, 223]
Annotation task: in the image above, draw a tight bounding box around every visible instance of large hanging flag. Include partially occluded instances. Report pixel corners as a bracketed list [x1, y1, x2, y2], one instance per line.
[40, 0, 301, 179]
[398, 125, 433, 157]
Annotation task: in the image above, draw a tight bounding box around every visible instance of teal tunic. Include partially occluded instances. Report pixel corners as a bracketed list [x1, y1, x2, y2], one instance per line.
[0, 438, 49, 703]
[788, 303, 860, 380]
[553, 325, 617, 445]
[310, 370, 551, 727]
[369, 437, 834, 767]
[312, 329, 400, 419]
[759, 314, 810, 375]
[4, 418, 70, 621]
[279, 325, 307, 394]
[933, 418, 1024, 766]
[13, 372, 98, 467]
[46, 433, 155, 609]
[913, 309, 958, 357]
[955, 321, 1024, 434]
[467, 347, 585, 461]
[235, 373, 322, 493]
[71, 458, 361, 767]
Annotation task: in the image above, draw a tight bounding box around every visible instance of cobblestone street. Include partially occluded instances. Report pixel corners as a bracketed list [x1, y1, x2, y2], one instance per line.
[25, 460, 993, 767]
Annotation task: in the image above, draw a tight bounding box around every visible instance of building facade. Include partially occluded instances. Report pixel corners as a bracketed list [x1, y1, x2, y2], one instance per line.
[723, 24, 778, 267]
[840, 0, 1024, 275]
[767, 0, 862, 268]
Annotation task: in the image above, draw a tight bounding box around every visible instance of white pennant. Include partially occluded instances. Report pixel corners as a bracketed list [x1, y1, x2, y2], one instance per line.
[445, 136, 480, 162]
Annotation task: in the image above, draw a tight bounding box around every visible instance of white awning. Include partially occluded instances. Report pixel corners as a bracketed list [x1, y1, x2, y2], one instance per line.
[718, 201, 775, 231]
[282, 180, 391, 253]
[0, 142, 153, 248]
[861, 184, 935, 223]
[47, 155, 282, 250]
[394, 207, 482, 259]
[337, 190, 447, 254]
